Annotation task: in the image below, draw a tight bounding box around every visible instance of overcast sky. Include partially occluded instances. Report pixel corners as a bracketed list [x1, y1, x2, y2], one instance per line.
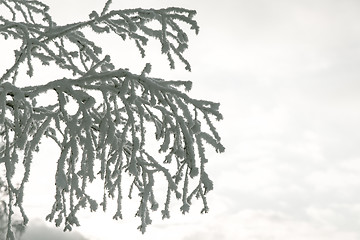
[2, 0, 360, 239]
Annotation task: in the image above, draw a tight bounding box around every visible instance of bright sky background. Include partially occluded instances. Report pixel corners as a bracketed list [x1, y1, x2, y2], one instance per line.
[1, 0, 360, 239]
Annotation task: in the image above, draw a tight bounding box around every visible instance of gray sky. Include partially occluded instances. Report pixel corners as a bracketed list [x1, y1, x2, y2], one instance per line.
[1, 0, 360, 239]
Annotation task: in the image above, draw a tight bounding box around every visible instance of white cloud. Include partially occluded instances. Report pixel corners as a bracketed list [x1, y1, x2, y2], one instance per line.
[20, 219, 88, 240]
[183, 209, 360, 240]
[305, 167, 360, 191]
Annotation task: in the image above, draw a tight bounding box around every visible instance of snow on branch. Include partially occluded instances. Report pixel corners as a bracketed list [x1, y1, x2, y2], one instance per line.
[0, 0, 223, 237]
[0, 1, 199, 84]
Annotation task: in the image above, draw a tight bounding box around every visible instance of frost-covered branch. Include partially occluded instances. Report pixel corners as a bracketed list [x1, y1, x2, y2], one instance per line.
[1, 0, 199, 84]
[0, 0, 223, 237]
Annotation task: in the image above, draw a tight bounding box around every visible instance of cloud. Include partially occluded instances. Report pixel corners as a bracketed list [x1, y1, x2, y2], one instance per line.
[183, 209, 360, 240]
[20, 219, 88, 240]
[305, 166, 360, 191]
